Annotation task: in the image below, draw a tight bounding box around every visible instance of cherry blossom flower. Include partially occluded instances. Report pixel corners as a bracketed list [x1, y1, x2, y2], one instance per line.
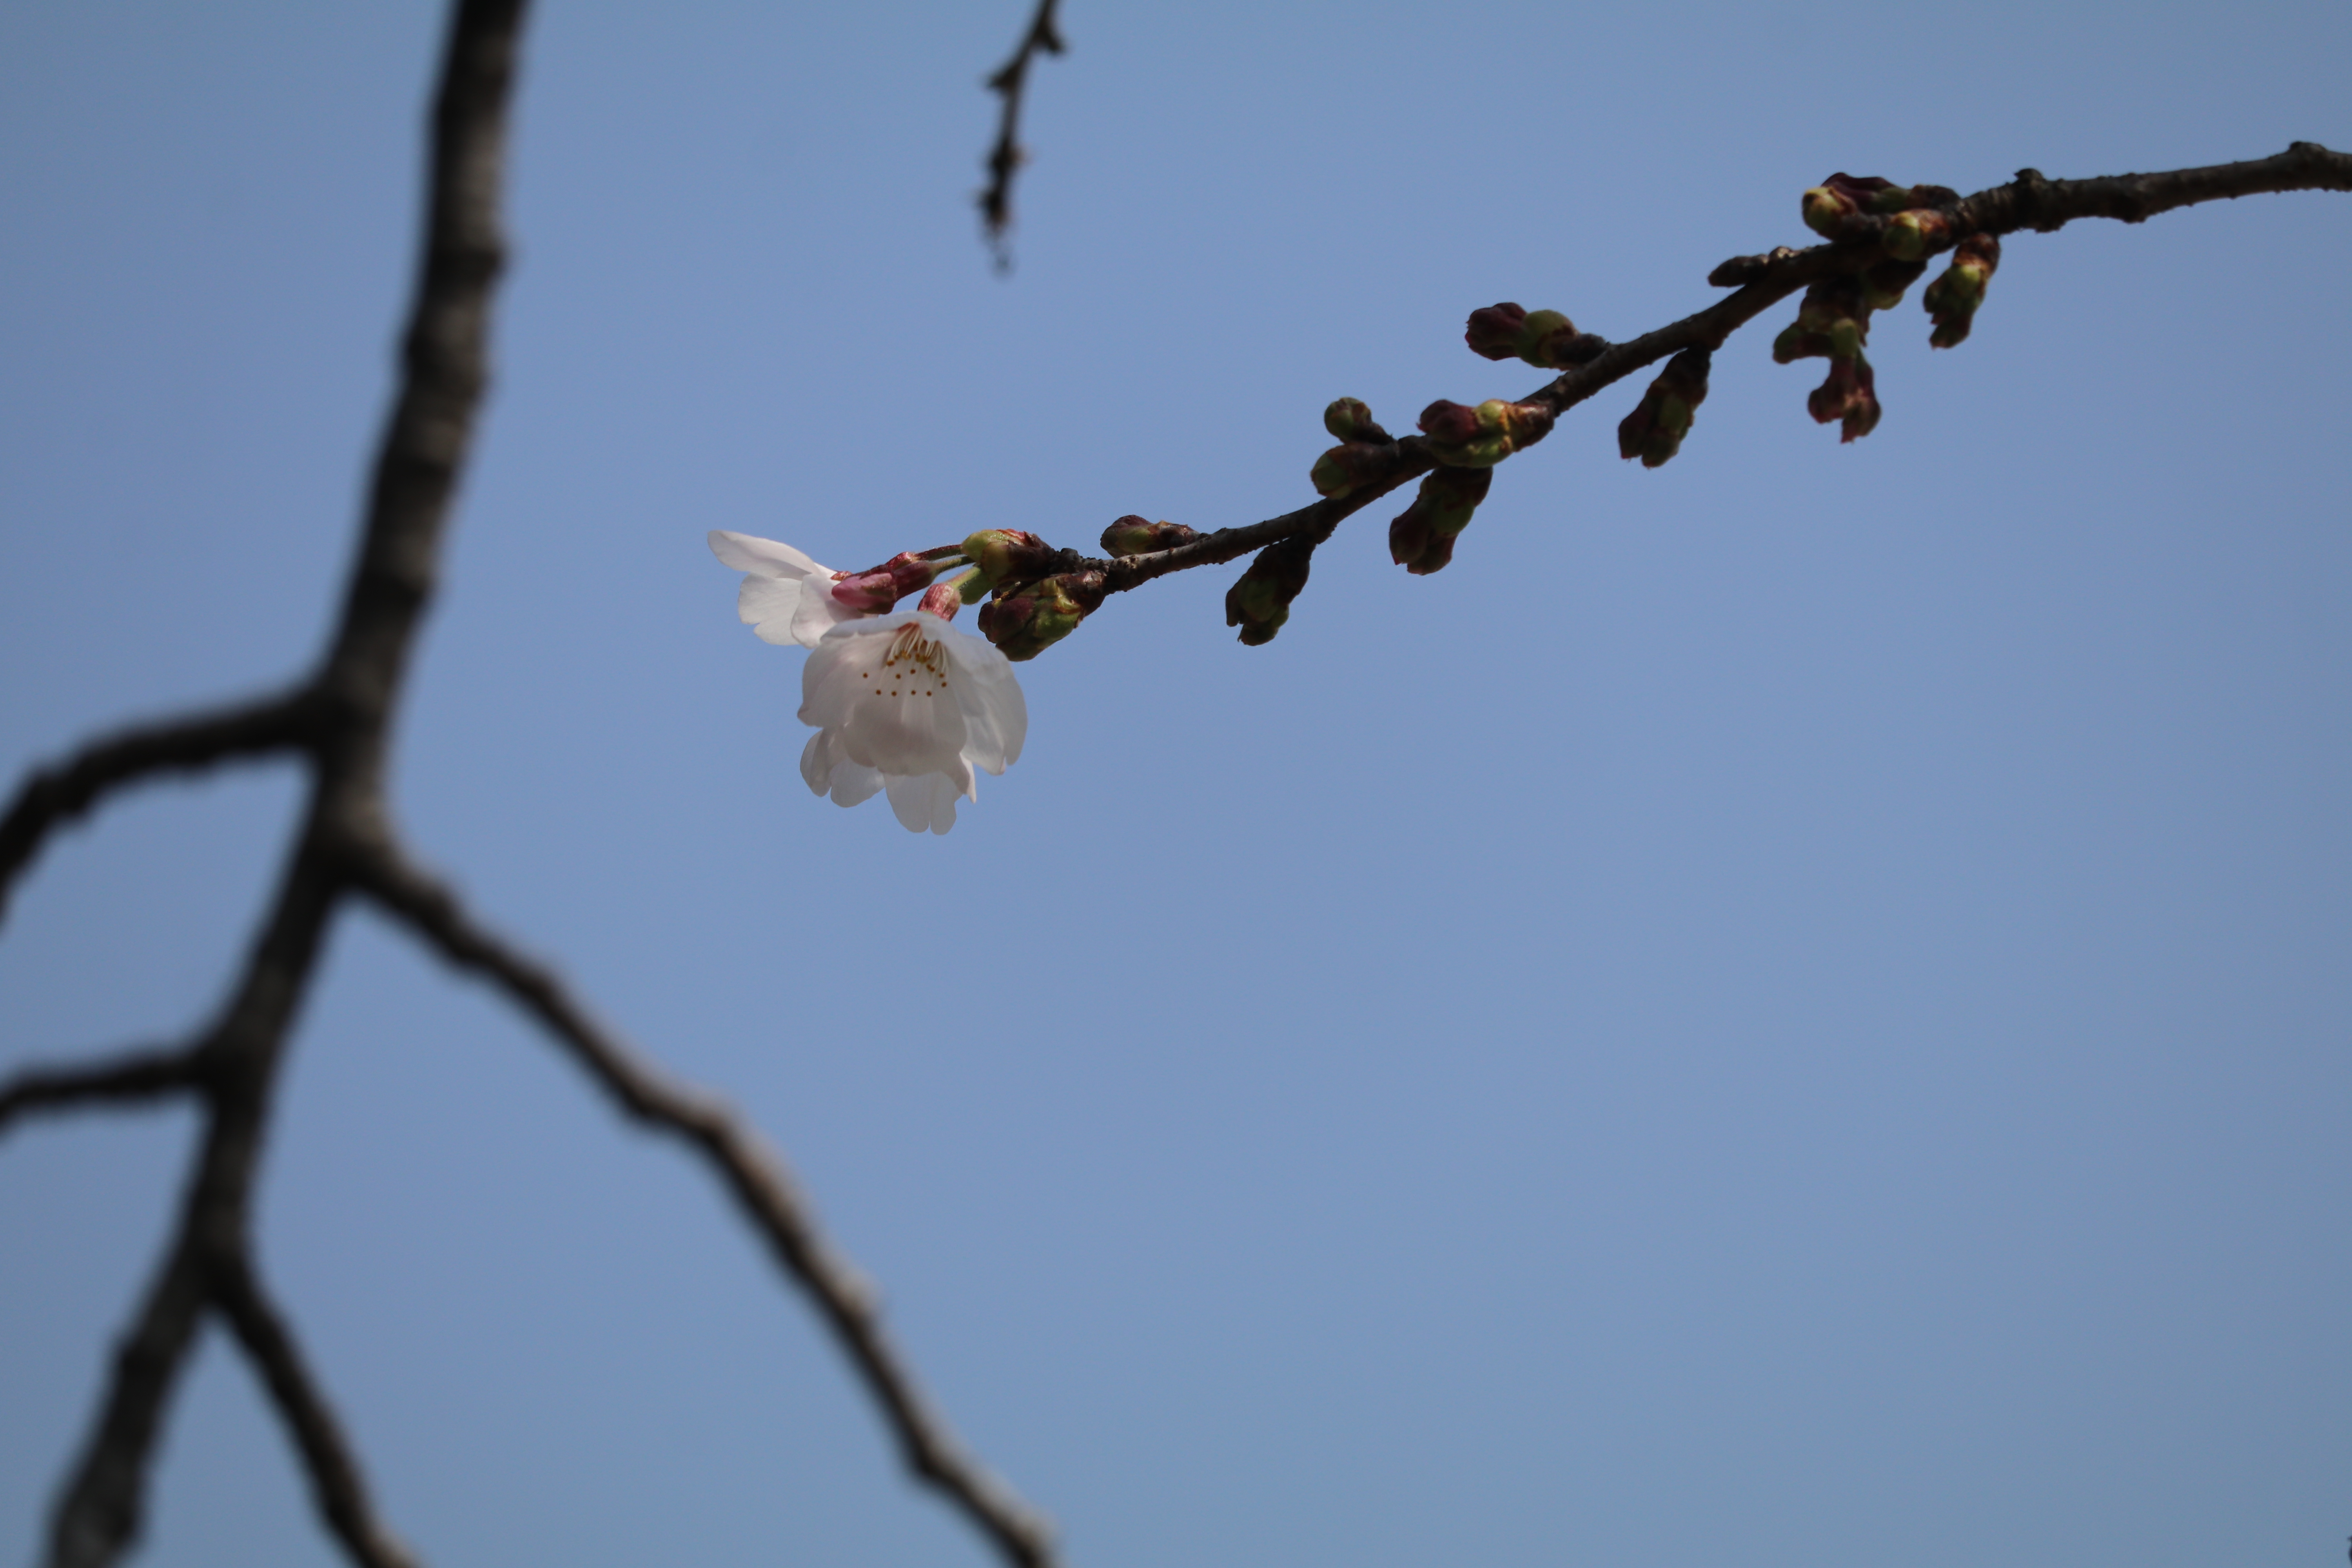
[797, 610, 1027, 835]
[708, 529, 861, 648]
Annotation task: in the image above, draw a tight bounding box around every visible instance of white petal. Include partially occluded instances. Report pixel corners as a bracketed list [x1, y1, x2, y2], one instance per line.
[799, 617, 970, 778]
[798, 729, 838, 797]
[942, 631, 1028, 773]
[709, 530, 829, 580]
[828, 762, 884, 807]
[789, 583, 861, 648]
[740, 576, 806, 643]
[884, 771, 961, 835]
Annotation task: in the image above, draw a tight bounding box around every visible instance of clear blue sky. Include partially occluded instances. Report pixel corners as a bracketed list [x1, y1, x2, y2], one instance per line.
[3, 2, 2348, 1566]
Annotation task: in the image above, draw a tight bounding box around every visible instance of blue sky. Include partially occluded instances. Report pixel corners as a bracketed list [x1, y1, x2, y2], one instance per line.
[2, 2, 2348, 1566]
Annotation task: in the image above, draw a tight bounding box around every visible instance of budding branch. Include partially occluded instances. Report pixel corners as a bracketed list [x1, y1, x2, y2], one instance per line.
[2, 2, 2345, 1559]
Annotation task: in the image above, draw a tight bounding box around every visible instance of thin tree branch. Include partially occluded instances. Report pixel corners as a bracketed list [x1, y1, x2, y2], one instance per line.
[977, 0, 1065, 268]
[346, 835, 1059, 1568]
[1067, 142, 2352, 608]
[0, 687, 319, 927]
[213, 1247, 421, 1568]
[0, 1045, 205, 1137]
[29, 2, 532, 1564]
[46, 1223, 213, 1568]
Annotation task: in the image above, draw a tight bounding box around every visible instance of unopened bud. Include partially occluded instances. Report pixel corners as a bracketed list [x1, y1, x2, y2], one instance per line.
[1224, 535, 1315, 646]
[1464, 303, 1599, 370]
[1417, 397, 1554, 468]
[1802, 173, 1896, 238]
[1924, 232, 2001, 348]
[1860, 256, 1927, 311]
[959, 528, 1054, 587]
[976, 570, 1107, 661]
[1100, 515, 1202, 557]
[1616, 346, 1712, 469]
[1389, 465, 1494, 575]
[1882, 208, 1954, 262]
[1772, 277, 1869, 365]
[831, 552, 936, 613]
[1806, 355, 1881, 443]
[1323, 398, 1393, 445]
[1310, 441, 1399, 499]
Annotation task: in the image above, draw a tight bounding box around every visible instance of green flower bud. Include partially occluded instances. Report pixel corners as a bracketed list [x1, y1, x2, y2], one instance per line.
[1882, 208, 1954, 262]
[1388, 465, 1494, 575]
[1323, 397, 1393, 445]
[1464, 303, 1602, 370]
[1924, 232, 2002, 348]
[1224, 536, 1315, 647]
[1802, 173, 1896, 237]
[1099, 515, 1202, 558]
[959, 528, 1054, 587]
[1310, 441, 1398, 499]
[1860, 256, 1928, 311]
[1416, 397, 1555, 468]
[976, 570, 1107, 661]
[1616, 346, 1712, 469]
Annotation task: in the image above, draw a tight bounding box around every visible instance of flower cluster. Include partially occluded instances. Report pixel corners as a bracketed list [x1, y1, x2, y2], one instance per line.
[710, 531, 1026, 835]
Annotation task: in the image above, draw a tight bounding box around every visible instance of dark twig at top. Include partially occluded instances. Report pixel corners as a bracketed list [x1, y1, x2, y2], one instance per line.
[0, 0, 1059, 1565]
[977, 0, 1065, 269]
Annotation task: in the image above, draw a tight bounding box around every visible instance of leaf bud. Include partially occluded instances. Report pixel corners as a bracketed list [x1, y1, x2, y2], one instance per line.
[976, 570, 1107, 661]
[1224, 535, 1315, 646]
[831, 552, 937, 613]
[959, 528, 1054, 587]
[1924, 232, 2002, 348]
[1615, 346, 1713, 469]
[1388, 465, 1494, 575]
[1322, 398, 1393, 445]
[1099, 515, 1202, 557]
[1417, 397, 1554, 468]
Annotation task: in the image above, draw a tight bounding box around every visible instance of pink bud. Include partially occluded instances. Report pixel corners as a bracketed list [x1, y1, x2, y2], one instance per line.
[831, 552, 936, 612]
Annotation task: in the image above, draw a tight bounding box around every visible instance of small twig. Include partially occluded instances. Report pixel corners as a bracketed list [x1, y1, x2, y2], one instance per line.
[213, 1247, 421, 1568]
[976, 0, 1065, 268]
[348, 835, 1059, 1568]
[0, 687, 319, 927]
[0, 1045, 205, 1137]
[1069, 142, 2352, 607]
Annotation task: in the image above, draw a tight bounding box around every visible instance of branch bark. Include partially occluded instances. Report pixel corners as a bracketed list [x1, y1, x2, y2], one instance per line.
[1074, 142, 2352, 610]
[0, 688, 318, 927]
[0, 1045, 205, 1136]
[348, 836, 1059, 1568]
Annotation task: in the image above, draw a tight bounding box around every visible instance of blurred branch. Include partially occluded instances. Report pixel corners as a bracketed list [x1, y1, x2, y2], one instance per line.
[213, 1247, 422, 1568]
[977, 0, 1065, 269]
[0, 687, 319, 927]
[0, 1045, 205, 1136]
[350, 836, 1059, 1568]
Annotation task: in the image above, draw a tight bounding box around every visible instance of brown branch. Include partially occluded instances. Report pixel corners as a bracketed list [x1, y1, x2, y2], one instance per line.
[1065, 141, 2352, 612]
[213, 1247, 421, 1568]
[47, 1225, 213, 1568]
[28, 2, 531, 1565]
[0, 1045, 206, 1136]
[0, 687, 319, 928]
[347, 835, 1060, 1568]
[976, 0, 1065, 268]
